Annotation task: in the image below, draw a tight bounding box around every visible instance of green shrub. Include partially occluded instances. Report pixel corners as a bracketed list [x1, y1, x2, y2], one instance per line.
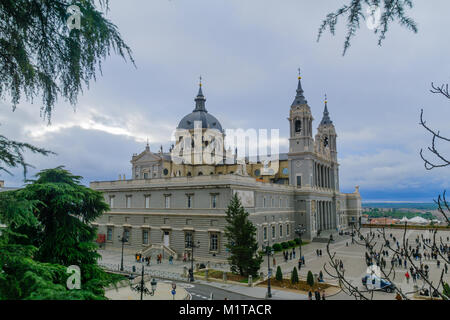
[294, 238, 301, 245]
[275, 266, 283, 281]
[281, 242, 289, 249]
[291, 267, 299, 284]
[307, 270, 314, 287]
[288, 240, 296, 247]
[272, 243, 282, 252]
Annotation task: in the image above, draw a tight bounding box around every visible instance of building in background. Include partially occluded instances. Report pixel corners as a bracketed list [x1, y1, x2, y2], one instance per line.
[91, 72, 362, 262]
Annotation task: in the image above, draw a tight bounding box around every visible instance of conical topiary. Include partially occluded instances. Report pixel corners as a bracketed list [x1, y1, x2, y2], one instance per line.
[275, 266, 283, 281]
[307, 270, 314, 287]
[291, 267, 299, 284]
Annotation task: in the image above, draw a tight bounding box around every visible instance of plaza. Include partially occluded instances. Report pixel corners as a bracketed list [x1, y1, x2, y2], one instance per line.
[98, 227, 450, 300]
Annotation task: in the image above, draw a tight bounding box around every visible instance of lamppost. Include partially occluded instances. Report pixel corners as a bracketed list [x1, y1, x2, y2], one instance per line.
[264, 240, 274, 298]
[294, 224, 306, 270]
[187, 240, 200, 282]
[118, 231, 128, 271]
[131, 264, 157, 300]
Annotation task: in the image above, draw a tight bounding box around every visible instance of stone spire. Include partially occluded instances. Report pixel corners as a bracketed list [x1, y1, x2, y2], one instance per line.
[146, 138, 150, 152]
[194, 76, 207, 112]
[291, 68, 308, 106]
[320, 94, 333, 126]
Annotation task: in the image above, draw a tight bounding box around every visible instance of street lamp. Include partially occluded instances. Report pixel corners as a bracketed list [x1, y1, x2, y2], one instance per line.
[118, 231, 128, 271]
[264, 240, 274, 298]
[131, 264, 158, 300]
[187, 240, 200, 282]
[294, 225, 306, 270]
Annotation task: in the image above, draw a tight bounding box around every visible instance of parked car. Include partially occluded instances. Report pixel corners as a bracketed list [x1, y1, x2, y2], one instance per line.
[362, 274, 396, 293]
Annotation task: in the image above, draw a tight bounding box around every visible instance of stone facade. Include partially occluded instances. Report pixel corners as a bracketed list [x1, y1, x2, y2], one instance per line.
[91, 73, 362, 262]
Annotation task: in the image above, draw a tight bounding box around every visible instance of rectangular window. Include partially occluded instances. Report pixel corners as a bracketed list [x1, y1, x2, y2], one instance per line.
[185, 232, 193, 248]
[126, 195, 132, 208]
[165, 195, 171, 208]
[187, 195, 192, 208]
[263, 197, 266, 208]
[145, 196, 150, 209]
[107, 227, 113, 241]
[263, 227, 267, 241]
[272, 225, 276, 239]
[211, 195, 217, 209]
[279, 224, 283, 237]
[123, 228, 130, 241]
[287, 224, 290, 236]
[109, 196, 115, 208]
[296, 175, 301, 187]
[279, 198, 282, 208]
[142, 230, 149, 245]
[210, 233, 218, 252]
[271, 197, 274, 207]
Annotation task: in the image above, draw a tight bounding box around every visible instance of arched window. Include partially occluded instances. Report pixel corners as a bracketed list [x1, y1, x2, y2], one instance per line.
[198, 172, 203, 176]
[295, 119, 302, 133]
[187, 172, 192, 177]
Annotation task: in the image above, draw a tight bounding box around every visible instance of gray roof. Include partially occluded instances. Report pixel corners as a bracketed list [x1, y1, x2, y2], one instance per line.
[291, 76, 308, 106]
[320, 101, 333, 126]
[177, 85, 223, 132]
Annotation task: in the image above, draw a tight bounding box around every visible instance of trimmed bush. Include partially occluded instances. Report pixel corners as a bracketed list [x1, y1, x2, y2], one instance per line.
[294, 238, 301, 245]
[272, 243, 282, 252]
[275, 266, 283, 281]
[281, 242, 289, 249]
[291, 267, 299, 284]
[288, 240, 296, 248]
[307, 270, 314, 287]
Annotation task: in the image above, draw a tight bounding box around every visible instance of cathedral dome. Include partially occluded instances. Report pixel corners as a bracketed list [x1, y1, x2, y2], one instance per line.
[177, 110, 223, 131]
[177, 82, 223, 132]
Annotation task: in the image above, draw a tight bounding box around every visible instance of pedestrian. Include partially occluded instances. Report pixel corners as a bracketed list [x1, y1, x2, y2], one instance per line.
[308, 290, 312, 300]
[445, 264, 448, 274]
[321, 290, 326, 300]
[298, 259, 302, 269]
[405, 271, 410, 284]
[314, 289, 320, 300]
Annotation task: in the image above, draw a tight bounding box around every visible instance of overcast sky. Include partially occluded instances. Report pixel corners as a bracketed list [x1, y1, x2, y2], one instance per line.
[2, 0, 450, 202]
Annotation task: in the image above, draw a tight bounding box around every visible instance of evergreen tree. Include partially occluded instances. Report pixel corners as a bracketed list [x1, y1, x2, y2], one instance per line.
[225, 193, 263, 277]
[307, 270, 315, 288]
[276, 266, 283, 281]
[291, 267, 299, 284]
[0, 167, 121, 299]
[0, 0, 134, 121]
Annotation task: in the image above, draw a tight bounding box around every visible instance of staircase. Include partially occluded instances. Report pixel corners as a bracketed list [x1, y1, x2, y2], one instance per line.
[312, 230, 349, 243]
[140, 243, 178, 260]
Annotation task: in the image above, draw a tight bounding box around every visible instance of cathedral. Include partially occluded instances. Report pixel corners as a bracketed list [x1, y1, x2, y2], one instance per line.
[91, 72, 362, 262]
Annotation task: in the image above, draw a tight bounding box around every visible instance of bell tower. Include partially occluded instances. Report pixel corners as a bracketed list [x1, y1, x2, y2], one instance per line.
[288, 69, 314, 187]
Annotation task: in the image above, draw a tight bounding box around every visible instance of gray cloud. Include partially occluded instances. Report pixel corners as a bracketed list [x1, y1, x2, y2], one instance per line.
[1, 0, 449, 201]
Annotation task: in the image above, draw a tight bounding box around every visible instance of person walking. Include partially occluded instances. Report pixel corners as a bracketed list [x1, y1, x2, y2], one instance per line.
[405, 271, 410, 284]
[321, 290, 326, 300]
[314, 289, 320, 300]
[308, 290, 312, 300]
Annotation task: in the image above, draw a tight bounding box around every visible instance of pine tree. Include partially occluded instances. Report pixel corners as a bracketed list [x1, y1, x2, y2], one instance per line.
[276, 266, 283, 281]
[0, 167, 121, 299]
[225, 193, 263, 277]
[307, 270, 315, 288]
[291, 267, 299, 284]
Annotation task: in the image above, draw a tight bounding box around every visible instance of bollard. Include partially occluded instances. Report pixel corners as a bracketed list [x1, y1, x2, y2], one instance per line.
[205, 269, 209, 281]
[223, 272, 227, 282]
[248, 275, 253, 287]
